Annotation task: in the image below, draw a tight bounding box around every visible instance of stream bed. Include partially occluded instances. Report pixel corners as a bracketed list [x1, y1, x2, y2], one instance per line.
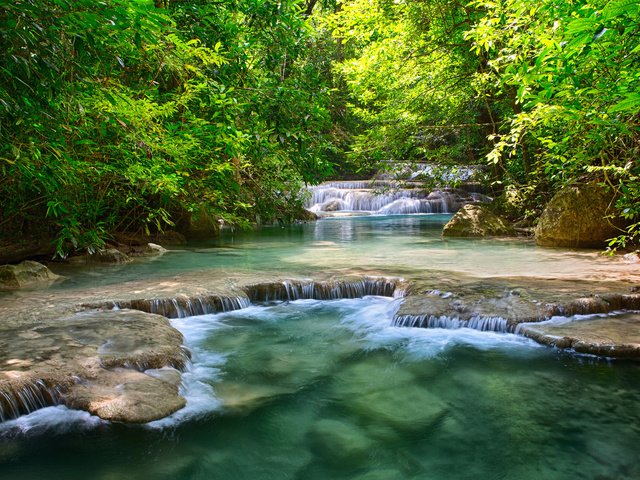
[1, 215, 639, 479]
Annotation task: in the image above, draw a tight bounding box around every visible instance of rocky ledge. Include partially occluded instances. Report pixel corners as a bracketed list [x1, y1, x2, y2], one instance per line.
[394, 279, 640, 358]
[517, 313, 640, 359]
[1, 271, 639, 425]
[0, 309, 187, 423]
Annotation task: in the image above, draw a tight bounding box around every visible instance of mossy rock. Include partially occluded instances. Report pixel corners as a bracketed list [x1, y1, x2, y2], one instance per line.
[0, 260, 61, 289]
[442, 204, 516, 237]
[535, 183, 622, 248]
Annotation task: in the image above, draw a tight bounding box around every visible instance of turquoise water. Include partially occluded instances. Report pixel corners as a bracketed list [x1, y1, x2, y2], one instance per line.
[51, 215, 634, 289]
[1, 215, 639, 479]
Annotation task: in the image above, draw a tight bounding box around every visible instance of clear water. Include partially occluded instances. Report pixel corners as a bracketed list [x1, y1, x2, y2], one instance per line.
[49, 215, 637, 290]
[1, 215, 639, 479]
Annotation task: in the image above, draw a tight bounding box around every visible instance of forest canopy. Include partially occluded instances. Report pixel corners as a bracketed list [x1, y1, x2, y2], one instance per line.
[1, 0, 638, 256]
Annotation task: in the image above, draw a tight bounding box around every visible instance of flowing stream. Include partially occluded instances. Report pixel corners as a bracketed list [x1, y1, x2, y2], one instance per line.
[1, 215, 639, 479]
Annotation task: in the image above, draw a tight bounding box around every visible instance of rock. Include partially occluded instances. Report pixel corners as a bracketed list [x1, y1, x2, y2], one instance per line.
[0, 260, 61, 289]
[0, 309, 187, 423]
[213, 382, 294, 412]
[346, 383, 448, 432]
[294, 208, 318, 222]
[335, 356, 447, 432]
[68, 248, 132, 265]
[147, 243, 168, 255]
[308, 418, 373, 467]
[535, 183, 622, 248]
[321, 200, 343, 212]
[64, 368, 186, 423]
[144, 367, 183, 386]
[518, 312, 640, 358]
[442, 204, 516, 237]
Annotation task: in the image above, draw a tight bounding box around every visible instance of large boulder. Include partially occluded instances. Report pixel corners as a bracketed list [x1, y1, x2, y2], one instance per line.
[0, 260, 61, 289]
[442, 204, 516, 237]
[0, 309, 188, 423]
[535, 184, 621, 248]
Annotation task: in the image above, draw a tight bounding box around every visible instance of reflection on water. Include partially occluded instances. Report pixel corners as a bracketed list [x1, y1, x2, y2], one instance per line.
[49, 215, 639, 291]
[1, 298, 639, 480]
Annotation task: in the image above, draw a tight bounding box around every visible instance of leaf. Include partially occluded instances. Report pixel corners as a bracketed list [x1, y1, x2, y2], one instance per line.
[609, 93, 640, 113]
[602, 0, 640, 18]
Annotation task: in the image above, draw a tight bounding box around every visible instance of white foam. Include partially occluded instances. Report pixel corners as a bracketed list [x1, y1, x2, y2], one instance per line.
[338, 296, 541, 359]
[0, 406, 105, 438]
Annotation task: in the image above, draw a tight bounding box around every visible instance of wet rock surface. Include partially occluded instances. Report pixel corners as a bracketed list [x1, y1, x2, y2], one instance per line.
[64, 368, 186, 423]
[0, 309, 187, 423]
[396, 277, 640, 357]
[517, 313, 640, 359]
[68, 248, 132, 265]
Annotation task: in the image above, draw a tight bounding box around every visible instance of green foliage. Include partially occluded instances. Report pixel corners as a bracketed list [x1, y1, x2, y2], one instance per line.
[1, 0, 638, 254]
[0, 0, 335, 256]
[467, 0, 640, 248]
[326, 0, 491, 178]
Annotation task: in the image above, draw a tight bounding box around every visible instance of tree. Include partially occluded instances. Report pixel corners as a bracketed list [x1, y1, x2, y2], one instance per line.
[467, 0, 640, 247]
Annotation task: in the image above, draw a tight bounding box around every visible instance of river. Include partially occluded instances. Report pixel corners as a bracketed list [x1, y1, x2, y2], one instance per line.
[0, 214, 638, 479]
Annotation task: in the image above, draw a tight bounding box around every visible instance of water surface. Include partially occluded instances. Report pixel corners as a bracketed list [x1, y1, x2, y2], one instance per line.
[1, 215, 639, 480]
[49, 215, 638, 291]
[1, 297, 638, 479]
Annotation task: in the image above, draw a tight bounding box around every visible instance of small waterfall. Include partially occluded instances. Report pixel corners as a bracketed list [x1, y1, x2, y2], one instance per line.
[306, 181, 484, 215]
[393, 314, 511, 333]
[244, 277, 404, 303]
[107, 294, 251, 319]
[0, 380, 62, 422]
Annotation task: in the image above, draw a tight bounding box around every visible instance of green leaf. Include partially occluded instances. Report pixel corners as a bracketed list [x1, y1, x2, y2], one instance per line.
[609, 93, 640, 113]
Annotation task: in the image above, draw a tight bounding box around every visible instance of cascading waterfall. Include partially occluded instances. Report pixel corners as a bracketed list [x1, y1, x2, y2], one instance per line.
[107, 294, 252, 319]
[0, 380, 62, 422]
[244, 277, 405, 303]
[393, 314, 511, 333]
[306, 181, 486, 215]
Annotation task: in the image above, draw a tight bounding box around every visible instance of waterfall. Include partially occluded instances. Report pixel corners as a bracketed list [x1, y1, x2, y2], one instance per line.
[0, 380, 62, 422]
[244, 277, 405, 303]
[393, 314, 511, 333]
[306, 182, 483, 215]
[107, 294, 252, 319]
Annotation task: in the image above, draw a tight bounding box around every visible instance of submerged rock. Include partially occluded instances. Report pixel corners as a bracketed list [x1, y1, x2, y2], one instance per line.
[442, 204, 515, 237]
[308, 418, 374, 467]
[0, 260, 61, 289]
[535, 183, 622, 248]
